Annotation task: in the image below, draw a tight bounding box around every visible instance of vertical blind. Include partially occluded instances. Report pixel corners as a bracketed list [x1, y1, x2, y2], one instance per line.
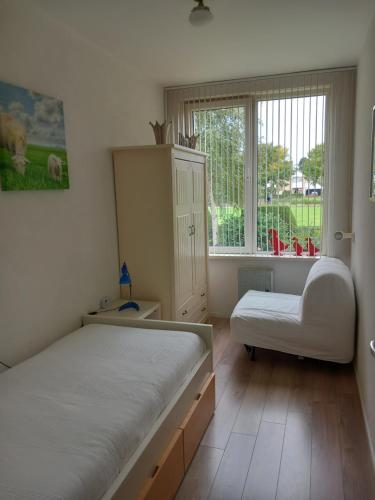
[165, 69, 356, 261]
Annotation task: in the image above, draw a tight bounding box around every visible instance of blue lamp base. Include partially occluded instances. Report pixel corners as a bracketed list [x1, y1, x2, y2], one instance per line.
[118, 301, 140, 312]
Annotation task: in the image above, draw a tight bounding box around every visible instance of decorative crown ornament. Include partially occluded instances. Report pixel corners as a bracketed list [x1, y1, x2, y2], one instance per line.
[178, 132, 199, 149]
[149, 120, 172, 144]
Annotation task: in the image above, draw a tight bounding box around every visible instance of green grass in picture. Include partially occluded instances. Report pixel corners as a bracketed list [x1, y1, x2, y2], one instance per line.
[0, 144, 69, 191]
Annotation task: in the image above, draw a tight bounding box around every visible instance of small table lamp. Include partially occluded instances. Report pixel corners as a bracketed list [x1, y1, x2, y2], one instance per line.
[119, 262, 139, 312]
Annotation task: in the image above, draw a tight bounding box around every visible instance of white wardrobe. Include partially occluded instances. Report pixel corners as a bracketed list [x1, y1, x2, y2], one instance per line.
[112, 145, 208, 322]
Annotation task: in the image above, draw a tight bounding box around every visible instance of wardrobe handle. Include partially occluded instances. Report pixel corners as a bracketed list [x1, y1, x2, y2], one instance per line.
[182, 310, 188, 316]
[200, 292, 206, 297]
[201, 306, 206, 312]
[188, 225, 193, 236]
[192, 224, 196, 235]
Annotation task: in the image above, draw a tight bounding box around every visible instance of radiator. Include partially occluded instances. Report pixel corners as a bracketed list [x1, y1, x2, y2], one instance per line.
[238, 268, 274, 299]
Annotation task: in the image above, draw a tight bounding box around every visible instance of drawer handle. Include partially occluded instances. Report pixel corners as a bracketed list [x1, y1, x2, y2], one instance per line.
[201, 307, 206, 312]
[182, 310, 188, 316]
[196, 392, 202, 400]
[200, 292, 206, 297]
[151, 465, 159, 478]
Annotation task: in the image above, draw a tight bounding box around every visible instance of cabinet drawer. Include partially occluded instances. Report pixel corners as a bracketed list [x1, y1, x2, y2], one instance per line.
[190, 300, 208, 324]
[179, 373, 215, 469]
[176, 290, 208, 323]
[138, 430, 184, 500]
[197, 286, 208, 301]
[176, 294, 196, 321]
[176, 305, 193, 322]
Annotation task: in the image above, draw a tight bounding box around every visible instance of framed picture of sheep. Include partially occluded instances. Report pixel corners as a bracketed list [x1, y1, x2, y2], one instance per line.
[0, 80, 69, 191]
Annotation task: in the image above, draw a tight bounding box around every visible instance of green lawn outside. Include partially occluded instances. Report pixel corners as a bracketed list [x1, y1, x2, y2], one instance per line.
[290, 205, 321, 227]
[211, 203, 321, 228]
[0, 144, 69, 191]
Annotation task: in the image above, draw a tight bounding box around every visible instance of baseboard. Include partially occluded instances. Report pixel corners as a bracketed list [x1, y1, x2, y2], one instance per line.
[354, 366, 375, 473]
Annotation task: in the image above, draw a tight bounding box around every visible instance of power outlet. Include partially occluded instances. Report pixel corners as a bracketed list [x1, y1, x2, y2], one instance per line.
[99, 296, 112, 310]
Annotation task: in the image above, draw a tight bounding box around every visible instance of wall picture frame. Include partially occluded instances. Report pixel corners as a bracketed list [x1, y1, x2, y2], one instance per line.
[370, 104, 375, 201]
[0, 80, 69, 191]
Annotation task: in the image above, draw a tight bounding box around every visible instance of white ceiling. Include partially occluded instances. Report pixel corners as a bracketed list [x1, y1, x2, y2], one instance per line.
[33, 0, 375, 86]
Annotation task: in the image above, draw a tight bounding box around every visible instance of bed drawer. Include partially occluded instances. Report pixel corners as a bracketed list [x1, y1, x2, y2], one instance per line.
[179, 373, 215, 469]
[138, 429, 184, 500]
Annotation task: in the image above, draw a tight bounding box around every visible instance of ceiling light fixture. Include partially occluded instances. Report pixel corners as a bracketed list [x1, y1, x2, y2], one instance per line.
[189, 0, 213, 27]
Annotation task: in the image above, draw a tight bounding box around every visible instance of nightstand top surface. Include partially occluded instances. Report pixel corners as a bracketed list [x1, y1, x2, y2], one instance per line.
[94, 299, 160, 320]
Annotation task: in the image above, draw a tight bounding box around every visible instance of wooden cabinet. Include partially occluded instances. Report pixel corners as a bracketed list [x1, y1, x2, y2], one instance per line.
[112, 145, 208, 322]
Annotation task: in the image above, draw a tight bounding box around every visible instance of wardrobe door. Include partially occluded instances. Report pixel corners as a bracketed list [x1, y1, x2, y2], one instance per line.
[174, 159, 194, 311]
[192, 162, 207, 292]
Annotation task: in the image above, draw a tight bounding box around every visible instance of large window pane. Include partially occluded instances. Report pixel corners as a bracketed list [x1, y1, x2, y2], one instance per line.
[257, 95, 326, 256]
[193, 106, 246, 251]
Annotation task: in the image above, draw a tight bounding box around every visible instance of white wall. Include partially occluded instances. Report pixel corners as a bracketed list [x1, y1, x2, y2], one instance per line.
[351, 13, 375, 462]
[208, 256, 315, 317]
[0, 0, 163, 365]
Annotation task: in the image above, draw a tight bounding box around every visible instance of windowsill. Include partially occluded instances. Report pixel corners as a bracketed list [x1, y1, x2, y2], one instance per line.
[208, 253, 319, 262]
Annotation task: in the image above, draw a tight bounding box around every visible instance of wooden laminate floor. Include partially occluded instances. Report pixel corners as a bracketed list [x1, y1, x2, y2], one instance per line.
[176, 318, 375, 500]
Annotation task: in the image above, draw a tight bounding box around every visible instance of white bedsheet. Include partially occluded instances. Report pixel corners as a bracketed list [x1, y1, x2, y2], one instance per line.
[0, 324, 205, 500]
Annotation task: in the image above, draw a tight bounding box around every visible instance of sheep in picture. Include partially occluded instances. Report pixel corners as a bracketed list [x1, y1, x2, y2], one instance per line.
[47, 154, 64, 182]
[0, 112, 30, 174]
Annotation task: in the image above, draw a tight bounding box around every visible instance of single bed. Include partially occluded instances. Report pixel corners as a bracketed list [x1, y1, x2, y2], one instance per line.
[0, 318, 214, 500]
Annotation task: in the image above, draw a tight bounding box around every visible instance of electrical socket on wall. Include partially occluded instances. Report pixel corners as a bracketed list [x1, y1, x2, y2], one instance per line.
[99, 296, 112, 310]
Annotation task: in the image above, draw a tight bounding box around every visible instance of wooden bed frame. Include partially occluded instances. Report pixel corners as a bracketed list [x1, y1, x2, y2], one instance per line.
[82, 315, 215, 500]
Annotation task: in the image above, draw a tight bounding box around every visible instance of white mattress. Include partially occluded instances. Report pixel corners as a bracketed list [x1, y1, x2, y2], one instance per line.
[0, 324, 205, 500]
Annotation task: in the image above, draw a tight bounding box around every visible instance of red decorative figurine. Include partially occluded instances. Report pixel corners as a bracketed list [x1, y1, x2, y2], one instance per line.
[292, 236, 304, 256]
[268, 229, 289, 255]
[305, 237, 319, 256]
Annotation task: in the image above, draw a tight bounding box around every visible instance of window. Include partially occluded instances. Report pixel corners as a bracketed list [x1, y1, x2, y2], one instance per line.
[192, 93, 326, 256]
[166, 69, 356, 259]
